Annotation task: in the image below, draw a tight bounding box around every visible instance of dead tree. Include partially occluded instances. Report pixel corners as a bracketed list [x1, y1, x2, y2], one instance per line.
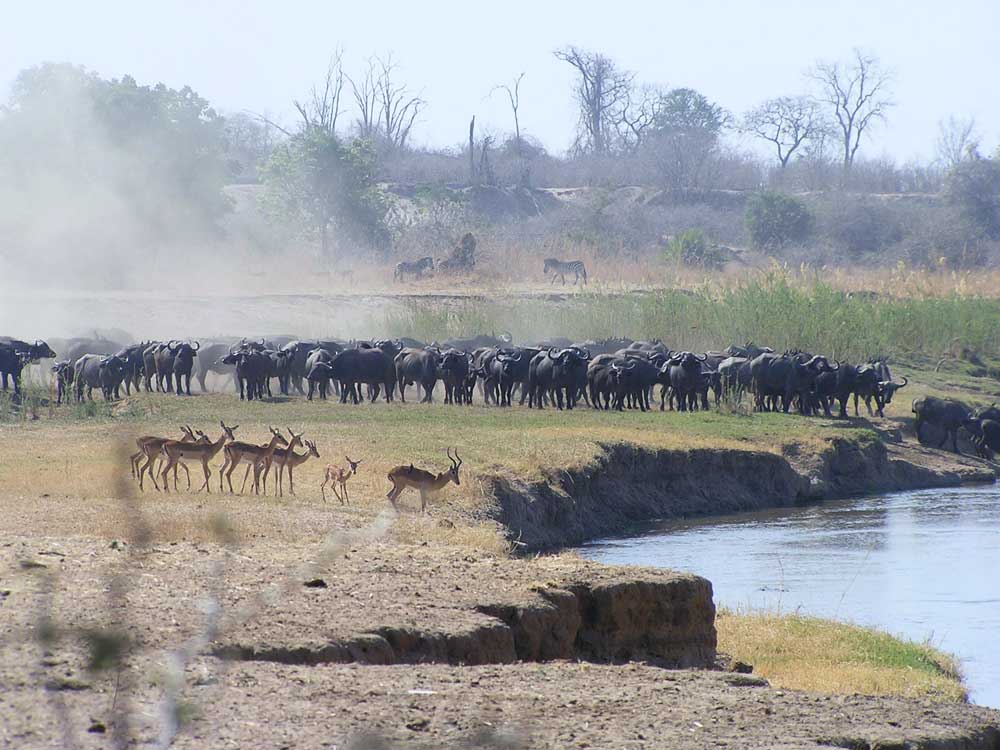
[743, 95, 828, 170]
[554, 47, 633, 155]
[809, 49, 893, 170]
[348, 54, 425, 149]
[294, 52, 345, 135]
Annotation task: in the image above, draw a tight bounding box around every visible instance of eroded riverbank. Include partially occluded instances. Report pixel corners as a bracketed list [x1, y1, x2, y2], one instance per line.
[486, 428, 996, 550]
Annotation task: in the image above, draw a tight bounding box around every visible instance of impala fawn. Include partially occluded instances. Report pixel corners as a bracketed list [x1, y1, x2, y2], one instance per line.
[385, 449, 461, 513]
[320, 456, 362, 503]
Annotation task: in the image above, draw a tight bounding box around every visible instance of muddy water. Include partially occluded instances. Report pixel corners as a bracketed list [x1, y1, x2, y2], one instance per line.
[579, 485, 1000, 708]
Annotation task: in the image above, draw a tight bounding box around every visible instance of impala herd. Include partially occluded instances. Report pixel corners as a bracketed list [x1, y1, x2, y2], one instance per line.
[129, 424, 461, 513]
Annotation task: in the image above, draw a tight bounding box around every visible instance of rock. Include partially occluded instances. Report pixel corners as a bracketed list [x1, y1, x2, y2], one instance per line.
[303, 578, 328, 589]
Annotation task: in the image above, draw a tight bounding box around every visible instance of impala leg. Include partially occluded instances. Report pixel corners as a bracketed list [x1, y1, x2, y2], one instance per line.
[182, 462, 192, 490]
[218, 458, 229, 492]
[240, 464, 252, 494]
[287, 466, 294, 496]
[160, 458, 173, 494]
[198, 460, 211, 493]
[342, 482, 349, 504]
[419, 488, 427, 514]
[225, 463, 237, 494]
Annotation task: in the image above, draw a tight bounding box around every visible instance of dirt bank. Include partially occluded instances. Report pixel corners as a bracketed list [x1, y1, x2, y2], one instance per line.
[5, 537, 1000, 749]
[485, 428, 997, 550]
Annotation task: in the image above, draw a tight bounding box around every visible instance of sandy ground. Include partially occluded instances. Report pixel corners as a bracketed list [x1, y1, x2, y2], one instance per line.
[3, 532, 999, 749]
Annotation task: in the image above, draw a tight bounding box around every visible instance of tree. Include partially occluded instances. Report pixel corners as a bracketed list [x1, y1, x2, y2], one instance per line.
[1, 63, 230, 249]
[936, 116, 979, 171]
[492, 73, 530, 184]
[645, 88, 729, 189]
[293, 52, 345, 136]
[347, 54, 424, 150]
[945, 152, 1000, 237]
[745, 192, 813, 248]
[743, 96, 827, 169]
[554, 46, 633, 155]
[224, 112, 283, 182]
[809, 50, 893, 170]
[261, 128, 388, 257]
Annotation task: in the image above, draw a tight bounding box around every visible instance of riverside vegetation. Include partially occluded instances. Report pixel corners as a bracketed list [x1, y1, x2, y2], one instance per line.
[4, 278, 999, 712]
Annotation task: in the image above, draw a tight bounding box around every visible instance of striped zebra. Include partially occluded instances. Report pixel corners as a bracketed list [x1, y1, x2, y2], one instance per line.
[543, 257, 588, 285]
[393, 256, 434, 282]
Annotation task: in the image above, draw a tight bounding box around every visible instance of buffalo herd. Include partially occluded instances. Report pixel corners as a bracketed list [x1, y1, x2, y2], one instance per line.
[3, 331, 1000, 458]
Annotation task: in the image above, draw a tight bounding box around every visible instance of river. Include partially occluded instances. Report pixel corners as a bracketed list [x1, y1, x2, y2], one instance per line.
[578, 485, 1000, 708]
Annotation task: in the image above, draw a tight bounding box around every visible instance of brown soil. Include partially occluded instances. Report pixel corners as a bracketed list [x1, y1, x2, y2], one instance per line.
[4, 536, 1000, 749]
[487, 424, 996, 550]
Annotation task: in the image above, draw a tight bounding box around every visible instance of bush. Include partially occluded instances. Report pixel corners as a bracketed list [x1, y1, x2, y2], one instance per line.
[820, 195, 904, 256]
[664, 229, 728, 269]
[744, 192, 813, 248]
[945, 156, 1000, 238]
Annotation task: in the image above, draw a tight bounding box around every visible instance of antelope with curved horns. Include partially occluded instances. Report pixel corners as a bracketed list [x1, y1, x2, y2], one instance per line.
[251, 428, 303, 495]
[218, 426, 288, 495]
[267, 438, 321, 497]
[320, 456, 363, 504]
[385, 449, 462, 514]
[159, 421, 238, 493]
[132, 425, 207, 492]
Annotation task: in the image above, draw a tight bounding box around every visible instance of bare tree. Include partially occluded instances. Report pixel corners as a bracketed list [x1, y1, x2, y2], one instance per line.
[492, 73, 531, 184]
[936, 116, 980, 170]
[346, 54, 424, 150]
[468, 115, 476, 183]
[554, 46, 633, 155]
[617, 83, 663, 154]
[809, 49, 893, 170]
[294, 52, 345, 135]
[743, 96, 828, 170]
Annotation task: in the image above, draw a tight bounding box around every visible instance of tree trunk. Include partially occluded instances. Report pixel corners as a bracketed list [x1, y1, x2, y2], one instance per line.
[320, 220, 330, 258]
[468, 116, 476, 185]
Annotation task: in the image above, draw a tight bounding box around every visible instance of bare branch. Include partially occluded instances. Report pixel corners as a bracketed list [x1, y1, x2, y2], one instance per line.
[808, 49, 894, 170]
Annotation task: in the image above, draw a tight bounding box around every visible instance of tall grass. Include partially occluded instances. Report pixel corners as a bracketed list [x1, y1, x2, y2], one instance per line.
[384, 273, 1000, 362]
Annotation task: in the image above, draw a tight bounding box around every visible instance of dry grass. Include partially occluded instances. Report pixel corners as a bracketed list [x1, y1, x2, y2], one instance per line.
[0, 391, 866, 542]
[717, 608, 967, 703]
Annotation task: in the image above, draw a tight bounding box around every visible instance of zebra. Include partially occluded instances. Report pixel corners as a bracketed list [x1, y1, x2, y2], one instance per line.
[543, 258, 588, 285]
[393, 256, 434, 282]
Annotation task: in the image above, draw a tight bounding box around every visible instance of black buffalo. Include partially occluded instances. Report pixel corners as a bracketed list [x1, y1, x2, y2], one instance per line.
[395, 348, 439, 403]
[74, 354, 126, 401]
[912, 396, 970, 453]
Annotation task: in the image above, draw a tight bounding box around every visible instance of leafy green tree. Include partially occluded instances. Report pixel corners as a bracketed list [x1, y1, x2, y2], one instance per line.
[1, 63, 231, 241]
[261, 128, 388, 257]
[745, 192, 813, 248]
[645, 88, 729, 189]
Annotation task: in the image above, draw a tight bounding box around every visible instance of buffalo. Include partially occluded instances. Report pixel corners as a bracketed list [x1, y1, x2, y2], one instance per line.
[395, 348, 439, 403]
[912, 396, 970, 453]
[74, 354, 126, 402]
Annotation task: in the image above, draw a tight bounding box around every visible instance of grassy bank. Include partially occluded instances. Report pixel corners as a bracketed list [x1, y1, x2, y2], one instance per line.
[385, 274, 1000, 363]
[718, 608, 967, 702]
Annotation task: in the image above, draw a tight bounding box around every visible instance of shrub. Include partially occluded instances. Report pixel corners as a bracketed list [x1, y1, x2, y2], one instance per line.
[745, 192, 813, 248]
[820, 195, 904, 256]
[664, 229, 728, 269]
[945, 156, 1000, 238]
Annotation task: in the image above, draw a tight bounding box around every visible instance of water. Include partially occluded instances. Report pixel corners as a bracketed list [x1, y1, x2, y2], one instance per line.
[578, 485, 1000, 708]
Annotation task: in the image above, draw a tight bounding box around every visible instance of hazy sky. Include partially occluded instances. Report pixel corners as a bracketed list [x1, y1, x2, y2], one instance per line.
[4, 0, 997, 163]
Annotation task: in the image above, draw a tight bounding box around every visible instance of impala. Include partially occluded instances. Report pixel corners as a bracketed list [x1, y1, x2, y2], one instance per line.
[320, 456, 362, 504]
[159, 421, 238, 494]
[132, 425, 206, 492]
[385, 449, 461, 513]
[219, 426, 289, 495]
[267, 438, 320, 497]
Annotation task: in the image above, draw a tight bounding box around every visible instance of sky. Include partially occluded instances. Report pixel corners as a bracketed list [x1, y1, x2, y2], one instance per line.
[3, 0, 998, 163]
